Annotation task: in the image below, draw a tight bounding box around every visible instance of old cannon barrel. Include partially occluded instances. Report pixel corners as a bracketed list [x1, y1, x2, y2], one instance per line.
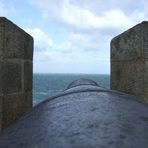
[0, 79, 148, 148]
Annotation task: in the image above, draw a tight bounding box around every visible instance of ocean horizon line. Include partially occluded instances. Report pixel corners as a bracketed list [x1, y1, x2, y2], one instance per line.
[33, 73, 110, 75]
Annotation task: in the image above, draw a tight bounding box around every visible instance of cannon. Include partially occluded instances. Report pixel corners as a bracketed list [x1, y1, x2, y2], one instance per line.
[0, 79, 148, 148]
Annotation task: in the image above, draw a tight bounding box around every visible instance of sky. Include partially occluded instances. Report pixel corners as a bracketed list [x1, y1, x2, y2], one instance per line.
[0, 0, 148, 74]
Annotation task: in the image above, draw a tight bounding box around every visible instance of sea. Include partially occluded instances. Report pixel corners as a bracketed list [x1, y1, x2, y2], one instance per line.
[33, 74, 110, 106]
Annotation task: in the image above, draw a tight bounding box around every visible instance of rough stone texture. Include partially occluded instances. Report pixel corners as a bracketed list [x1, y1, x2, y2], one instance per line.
[0, 79, 148, 148]
[0, 96, 2, 132]
[2, 60, 22, 94]
[111, 21, 148, 103]
[24, 61, 33, 91]
[0, 17, 33, 59]
[2, 92, 32, 129]
[144, 60, 148, 102]
[0, 59, 2, 95]
[0, 60, 2, 132]
[0, 17, 33, 130]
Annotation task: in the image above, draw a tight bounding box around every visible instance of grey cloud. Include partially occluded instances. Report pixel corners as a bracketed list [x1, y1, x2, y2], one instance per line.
[70, 0, 146, 15]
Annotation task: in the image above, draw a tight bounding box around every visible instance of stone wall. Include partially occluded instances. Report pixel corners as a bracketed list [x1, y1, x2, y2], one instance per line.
[111, 21, 148, 103]
[0, 17, 33, 130]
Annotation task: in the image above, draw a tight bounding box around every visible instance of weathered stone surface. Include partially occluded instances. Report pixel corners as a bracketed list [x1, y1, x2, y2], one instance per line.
[111, 21, 148, 102]
[111, 60, 144, 94]
[24, 36, 33, 60]
[0, 17, 33, 130]
[0, 59, 2, 132]
[4, 21, 24, 59]
[2, 92, 32, 129]
[111, 22, 148, 60]
[142, 22, 148, 58]
[0, 80, 148, 148]
[0, 59, 2, 95]
[144, 60, 148, 102]
[0, 96, 2, 131]
[2, 60, 22, 94]
[25, 91, 33, 109]
[0, 19, 4, 57]
[24, 61, 33, 91]
[0, 17, 33, 59]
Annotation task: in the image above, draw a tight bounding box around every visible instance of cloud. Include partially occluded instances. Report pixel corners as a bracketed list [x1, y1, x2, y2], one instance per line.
[30, 0, 148, 73]
[25, 28, 53, 52]
[32, 0, 147, 33]
[25, 28, 57, 70]
[25, 27, 110, 74]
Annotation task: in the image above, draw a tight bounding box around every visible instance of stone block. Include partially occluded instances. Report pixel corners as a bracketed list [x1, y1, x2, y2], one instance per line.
[24, 36, 34, 60]
[24, 91, 33, 110]
[0, 17, 33, 59]
[2, 92, 32, 129]
[111, 60, 144, 95]
[111, 21, 148, 102]
[111, 22, 148, 61]
[0, 95, 2, 131]
[24, 61, 33, 91]
[0, 59, 2, 95]
[144, 60, 148, 91]
[4, 21, 24, 59]
[0, 17, 33, 130]
[2, 60, 22, 94]
[0, 18, 4, 56]
[142, 22, 148, 59]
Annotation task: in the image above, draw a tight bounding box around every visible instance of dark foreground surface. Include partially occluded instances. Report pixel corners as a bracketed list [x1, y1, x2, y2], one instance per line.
[0, 79, 148, 148]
